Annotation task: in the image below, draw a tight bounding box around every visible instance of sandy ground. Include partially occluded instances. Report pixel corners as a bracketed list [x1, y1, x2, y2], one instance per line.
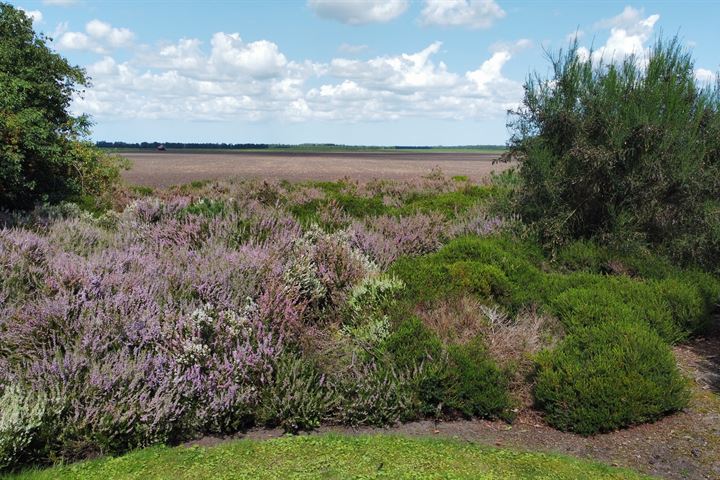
[120, 151, 508, 187]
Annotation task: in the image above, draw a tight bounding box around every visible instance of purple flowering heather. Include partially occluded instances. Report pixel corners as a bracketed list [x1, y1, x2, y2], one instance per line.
[349, 213, 447, 268]
[0, 174, 510, 470]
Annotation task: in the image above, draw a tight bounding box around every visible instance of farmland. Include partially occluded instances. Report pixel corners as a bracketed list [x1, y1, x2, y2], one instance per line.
[120, 150, 508, 187]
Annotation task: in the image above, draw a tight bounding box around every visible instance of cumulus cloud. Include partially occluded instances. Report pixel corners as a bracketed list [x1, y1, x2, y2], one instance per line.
[57, 19, 134, 53]
[329, 42, 458, 91]
[73, 29, 523, 126]
[308, 0, 408, 25]
[420, 0, 505, 29]
[85, 19, 134, 47]
[209, 33, 287, 78]
[578, 6, 659, 64]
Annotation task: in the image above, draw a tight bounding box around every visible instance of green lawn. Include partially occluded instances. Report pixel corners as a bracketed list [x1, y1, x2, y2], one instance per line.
[9, 435, 651, 480]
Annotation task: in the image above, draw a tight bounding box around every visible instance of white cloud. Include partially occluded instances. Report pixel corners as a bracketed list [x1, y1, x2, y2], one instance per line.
[695, 68, 716, 84]
[152, 38, 206, 71]
[594, 6, 647, 32]
[329, 42, 458, 91]
[73, 31, 523, 126]
[308, 0, 408, 25]
[19, 8, 43, 24]
[582, 6, 659, 64]
[338, 43, 368, 54]
[57, 31, 94, 51]
[420, 0, 505, 29]
[209, 33, 287, 78]
[85, 19, 134, 47]
[42, 0, 78, 5]
[57, 19, 133, 53]
[489, 38, 532, 54]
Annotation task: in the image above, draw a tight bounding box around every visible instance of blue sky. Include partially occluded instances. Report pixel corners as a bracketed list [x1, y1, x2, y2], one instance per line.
[13, 0, 720, 145]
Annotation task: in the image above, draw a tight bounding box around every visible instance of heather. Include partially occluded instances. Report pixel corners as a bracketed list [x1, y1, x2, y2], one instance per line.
[0, 174, 509, 470]
[1, 172, 718, 472]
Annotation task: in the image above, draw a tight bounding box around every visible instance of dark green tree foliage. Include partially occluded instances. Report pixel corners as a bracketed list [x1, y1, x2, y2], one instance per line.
[507, 37, 720, 270]
[0, 4, 123, 210]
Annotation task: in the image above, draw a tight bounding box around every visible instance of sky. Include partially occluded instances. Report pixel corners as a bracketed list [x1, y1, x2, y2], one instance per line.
[12, 0, 720, 145]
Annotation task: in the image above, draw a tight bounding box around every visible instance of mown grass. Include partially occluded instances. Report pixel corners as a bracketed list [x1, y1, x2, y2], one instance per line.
[9, 435, 651, 480]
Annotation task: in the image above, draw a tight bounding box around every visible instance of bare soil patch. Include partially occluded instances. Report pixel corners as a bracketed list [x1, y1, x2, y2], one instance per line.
[187, 321, 720, 480]
[120, 151, 508, 187]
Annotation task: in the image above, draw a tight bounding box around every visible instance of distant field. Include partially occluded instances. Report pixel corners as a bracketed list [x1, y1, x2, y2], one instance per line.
[103, 146, 507, 154]
[120, 150, 509, 187]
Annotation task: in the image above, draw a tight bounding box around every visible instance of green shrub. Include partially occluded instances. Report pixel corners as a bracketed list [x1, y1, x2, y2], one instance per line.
[289, 200, 321, 226]
[550, 278, 684, 343]
[653, 279, 705, 333]
[555, 240, 609, 272]
[615, 250, 677, 279]
[130, 186, 154, 197]
[335, 194, 388, 218]
[534, 321, 689, 435]
[181, 199, 227, 218]
[669, 270, 720, 321]
[259, 355, 335, 433]
[444, 337, 511, 420]
[400, 188, 491, 218]
[390, 236, 545, 310]
[550, 287, 637, 332]
[382, 320, 510, 420]
[382, 316, 443, 371]
[393, 236, 717, 342]
[507, 36, 720, 271]
[445, 262, 511, 303]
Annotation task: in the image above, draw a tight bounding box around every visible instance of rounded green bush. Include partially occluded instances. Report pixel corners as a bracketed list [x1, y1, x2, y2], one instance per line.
[550, 277, 685, 343]
[550, 287, 637, 333]
[534, 320, 689, 435]
[446, 261, 511, 303]
[555, 240, 609, 272]
[382, 320, 510, 420]
[653, 278, 707, 335]
[383, 316, 443, 371]
[445, 337, 511, 420]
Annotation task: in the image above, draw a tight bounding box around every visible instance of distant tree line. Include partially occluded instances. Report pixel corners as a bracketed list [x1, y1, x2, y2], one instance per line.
[95, 141, 505, 150]
[96, 141, 273, 150]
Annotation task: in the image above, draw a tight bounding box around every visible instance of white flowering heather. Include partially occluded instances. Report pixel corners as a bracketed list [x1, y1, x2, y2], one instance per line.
[0, 386, 46, 470]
